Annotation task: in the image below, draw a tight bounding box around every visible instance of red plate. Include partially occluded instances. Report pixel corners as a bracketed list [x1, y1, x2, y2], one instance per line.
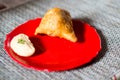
[4, 18, 101, 71]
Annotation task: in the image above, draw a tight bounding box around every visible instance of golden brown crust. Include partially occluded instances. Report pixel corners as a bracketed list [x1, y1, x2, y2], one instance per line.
[35, 7, 77, 42]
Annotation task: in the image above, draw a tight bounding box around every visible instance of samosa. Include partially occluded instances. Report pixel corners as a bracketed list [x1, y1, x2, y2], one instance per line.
[35, 8, 77, 42]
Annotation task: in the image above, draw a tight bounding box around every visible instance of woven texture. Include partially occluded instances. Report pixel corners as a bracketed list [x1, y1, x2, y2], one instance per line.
[0, 0, 120, 80]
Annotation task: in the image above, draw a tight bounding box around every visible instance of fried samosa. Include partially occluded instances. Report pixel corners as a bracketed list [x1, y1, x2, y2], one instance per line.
[35, 8, 77, 42]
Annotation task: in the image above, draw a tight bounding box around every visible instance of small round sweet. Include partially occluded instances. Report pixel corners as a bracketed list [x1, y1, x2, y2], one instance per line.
[10, 33, 35, 57]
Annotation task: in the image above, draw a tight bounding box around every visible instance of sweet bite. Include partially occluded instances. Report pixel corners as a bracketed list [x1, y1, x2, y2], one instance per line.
[35, 7, 77, 42]
[10, 34, 35, 57]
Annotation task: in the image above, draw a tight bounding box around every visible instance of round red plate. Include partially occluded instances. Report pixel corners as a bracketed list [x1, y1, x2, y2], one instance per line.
[4, 18, 101, 71]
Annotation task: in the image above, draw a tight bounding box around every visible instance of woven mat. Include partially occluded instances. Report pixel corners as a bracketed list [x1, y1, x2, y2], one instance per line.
[0, 0, 120, 80]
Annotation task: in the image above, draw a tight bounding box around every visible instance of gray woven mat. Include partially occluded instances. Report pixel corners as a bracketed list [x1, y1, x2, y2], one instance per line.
[0, 0, 120, 80]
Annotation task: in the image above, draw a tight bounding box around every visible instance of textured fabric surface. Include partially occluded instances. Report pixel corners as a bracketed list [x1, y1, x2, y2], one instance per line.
[0, 0, 120, 80]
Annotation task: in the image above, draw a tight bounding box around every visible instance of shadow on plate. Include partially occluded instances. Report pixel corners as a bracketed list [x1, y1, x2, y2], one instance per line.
[29, 36, 46, 56]
[72, 19, 85, 43]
